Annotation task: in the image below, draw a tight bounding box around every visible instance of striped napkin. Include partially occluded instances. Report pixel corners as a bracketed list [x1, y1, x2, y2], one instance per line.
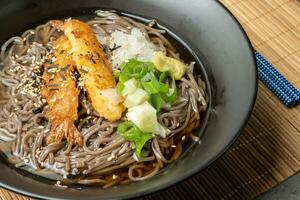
[256, 51, 300, 107]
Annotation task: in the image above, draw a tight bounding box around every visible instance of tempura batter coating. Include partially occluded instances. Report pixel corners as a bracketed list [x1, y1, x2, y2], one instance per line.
[51, 19, 125, 121]
[41, 35, 82, 146]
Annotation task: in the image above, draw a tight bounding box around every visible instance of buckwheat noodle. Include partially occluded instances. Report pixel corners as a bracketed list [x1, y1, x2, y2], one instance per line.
[0, 10, 208, 187]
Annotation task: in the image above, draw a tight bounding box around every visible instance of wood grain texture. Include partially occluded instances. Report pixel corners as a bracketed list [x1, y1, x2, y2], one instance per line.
[1, 0, 300, 199]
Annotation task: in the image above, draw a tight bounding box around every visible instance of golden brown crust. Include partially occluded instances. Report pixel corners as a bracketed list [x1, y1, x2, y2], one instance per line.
[52, 19, 125, 121]
[41, 35, 83, 146]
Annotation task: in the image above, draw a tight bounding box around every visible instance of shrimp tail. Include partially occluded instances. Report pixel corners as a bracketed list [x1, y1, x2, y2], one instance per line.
[50, 20, 64, 31]
[47, 120, 83, 146]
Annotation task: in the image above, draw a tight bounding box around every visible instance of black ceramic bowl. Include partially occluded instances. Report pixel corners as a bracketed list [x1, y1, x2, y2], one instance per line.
[0, 0, 258, 199]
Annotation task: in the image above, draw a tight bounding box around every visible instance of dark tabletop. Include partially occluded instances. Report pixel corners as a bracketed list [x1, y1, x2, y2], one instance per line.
[258, 173, 300, 200]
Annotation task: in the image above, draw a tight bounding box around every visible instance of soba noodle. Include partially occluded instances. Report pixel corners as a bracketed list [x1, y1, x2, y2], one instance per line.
[0, 10, 208, 187]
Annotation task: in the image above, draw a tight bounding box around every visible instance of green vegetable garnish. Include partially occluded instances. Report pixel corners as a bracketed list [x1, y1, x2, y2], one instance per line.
[116, 82, 125, 94]
[159, 82, 169, 94]
[116, 59, 177, 110]
[120, 59, 155, 80]
[150, 94, 166, 112]
[160, 77, 177, 104]
[159, 71, 168, 82]
[116, 59, 180, 151]
[141, 73, 161, 94]
[121, 78, 139, 97]
[117, 121, 152, 158]
[113, 70, 120, 78]
[124, 88, 149, 108]
[116, 59, 155, 94]
[126, 102, 158, 133]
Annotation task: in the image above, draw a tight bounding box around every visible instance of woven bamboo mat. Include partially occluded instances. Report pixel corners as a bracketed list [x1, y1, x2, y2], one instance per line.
[1, 0, 300, 199]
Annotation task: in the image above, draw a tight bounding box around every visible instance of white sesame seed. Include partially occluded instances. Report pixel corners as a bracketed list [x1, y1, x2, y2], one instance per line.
[43, 129, 50, 133]
[72, 168, 78, 175]
[107, 156, 113, 161]
[171, 145, 176, 148]
[111, 152, 115, 158]
[131, 143, 135, 149]
[54, 183, 67, 188]
[182, 136, 186, 141]
[190, 135, 199, 142]
[36, 149, 41, 155]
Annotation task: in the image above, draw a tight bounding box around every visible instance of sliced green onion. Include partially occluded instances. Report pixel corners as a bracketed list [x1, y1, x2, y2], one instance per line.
[150, 93, 166, 112]
[113, 70, 120, 78]
[119, 73, 130, 84]
[160, 78, 177, 104]
[117, 121, 152, 158]
[159, 82, 169, 94]
[124, 88, 149, 108]
[141, 75, 161, 94]
[121, 78, 139, 97]
[116, 82, 125, 94]
[159, 71, 168, 82]
[126, 102, 158, 133]
[121, 59, 155, 80]
[116, 59, 178, 110]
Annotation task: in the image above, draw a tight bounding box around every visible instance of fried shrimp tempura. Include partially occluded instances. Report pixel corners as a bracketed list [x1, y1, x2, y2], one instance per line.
[41, 35, 83, 146]
[51, 19, 125, 121]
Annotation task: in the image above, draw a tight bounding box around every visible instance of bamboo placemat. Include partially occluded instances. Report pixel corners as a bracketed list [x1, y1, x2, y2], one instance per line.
[1, 0, 300, 199]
